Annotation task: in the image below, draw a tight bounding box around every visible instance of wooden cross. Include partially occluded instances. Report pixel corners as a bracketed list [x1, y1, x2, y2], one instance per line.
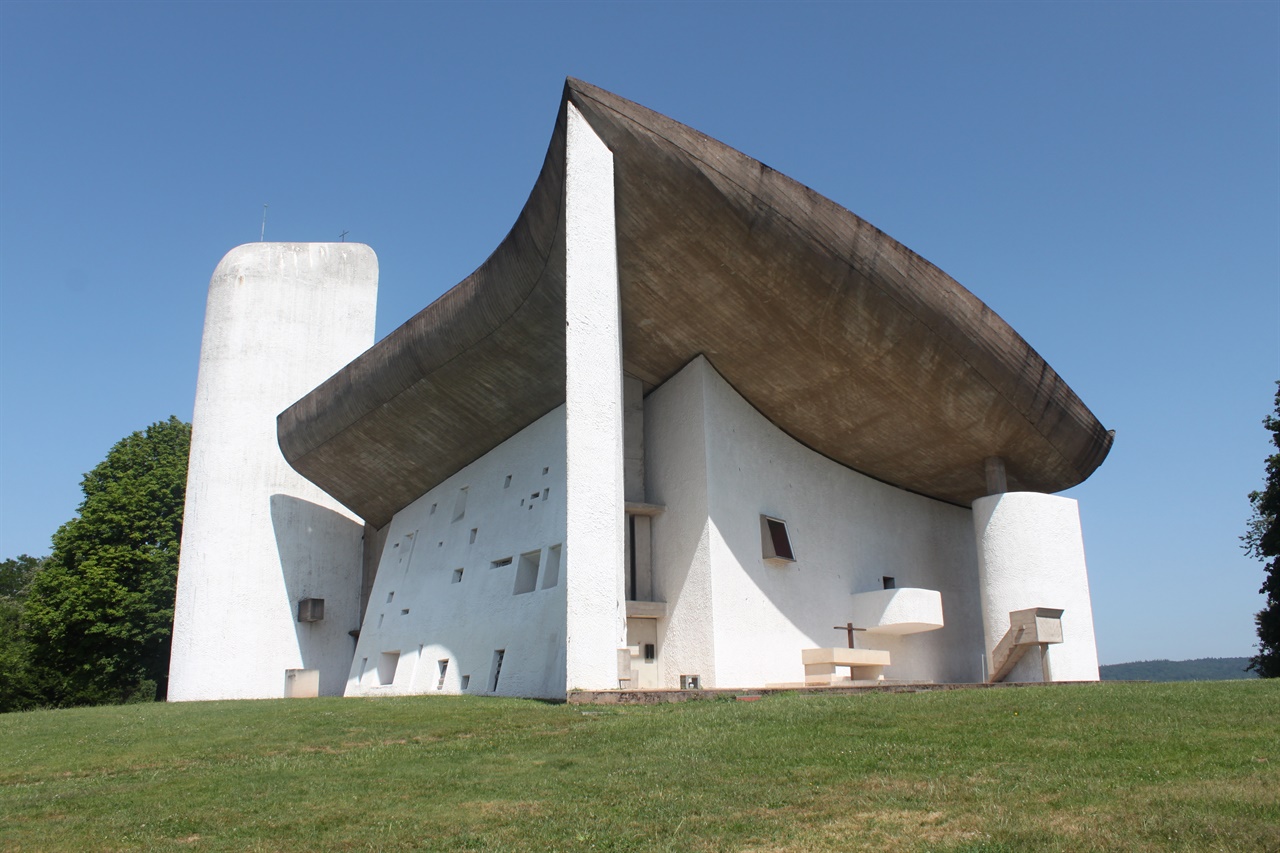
[340, 230, 349, 242]
[834, 622, 865, 649]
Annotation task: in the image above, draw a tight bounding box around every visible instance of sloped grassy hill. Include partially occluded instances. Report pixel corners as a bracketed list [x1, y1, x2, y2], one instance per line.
[2, 681, 1276, 851]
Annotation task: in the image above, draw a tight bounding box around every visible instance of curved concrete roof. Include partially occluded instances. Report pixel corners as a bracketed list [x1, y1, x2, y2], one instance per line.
[279, 78, 1113, 529]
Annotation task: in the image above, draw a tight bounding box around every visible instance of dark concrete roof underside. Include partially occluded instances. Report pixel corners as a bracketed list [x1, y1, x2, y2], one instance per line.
[279, 78, 1113, 529]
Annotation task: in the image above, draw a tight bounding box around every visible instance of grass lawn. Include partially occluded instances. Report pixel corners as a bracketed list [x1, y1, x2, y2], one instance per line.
[1, 681, 1276, 851]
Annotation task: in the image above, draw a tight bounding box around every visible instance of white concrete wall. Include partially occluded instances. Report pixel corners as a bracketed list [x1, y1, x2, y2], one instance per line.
[645, 357, 986, 688]
[972, 492, 1101, 682]
[643, 359, 719, 687]
[170, 243, 377, 701]
[346, 406, 568, 700]
[563, 102, 627, 691]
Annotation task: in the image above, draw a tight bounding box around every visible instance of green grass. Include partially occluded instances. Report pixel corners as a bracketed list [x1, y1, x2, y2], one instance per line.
[1, 681, 1276, 851]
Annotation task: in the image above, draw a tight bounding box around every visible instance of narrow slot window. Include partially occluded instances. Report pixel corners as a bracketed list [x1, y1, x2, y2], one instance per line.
[491, 557, 512, 569]
[452, 487, 468, 522]
[761, 515, 795, 562]
[491, 650, 505, 692]
[504, 475, 512, 489]
[542, 466, 549, 475]
[469, 528, 478, 544]
[513, 550, 540, 595]
[542, 487, 549, 502]
[540, 544, 562, 589]
[436, 659, 449, 690]
[358, 657, 368, 684]
[386, 591, 394, 603]
[451, 568, 464, 584]
[430, 503, 437, 515]
[461, 674, 470, 691]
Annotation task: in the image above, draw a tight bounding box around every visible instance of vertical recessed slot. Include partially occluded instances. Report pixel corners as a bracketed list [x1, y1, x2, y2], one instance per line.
[436, 659, 449, 690]
[504, 475, 512, 488]
[378, 651, 400, 686]
[542, 487, 549, 502]
[542, 466, 549, 475]
[469, 528, 478, 544]
[386, 591, 395, 603]
[430, 503, 437, 515]
[453, 487, 468, 522]
[540, 544, 562, 589]
[461, 674, 470, 691]
[358, 657, 368, 684]
[451, 568, 464, 584]
[490, 649, 505, 692]
[513, 550, 540, 595]
[377, 613, 384, 628]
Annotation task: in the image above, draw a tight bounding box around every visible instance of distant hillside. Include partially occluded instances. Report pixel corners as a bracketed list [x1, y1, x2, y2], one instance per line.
[1100, 657, 1257, 682]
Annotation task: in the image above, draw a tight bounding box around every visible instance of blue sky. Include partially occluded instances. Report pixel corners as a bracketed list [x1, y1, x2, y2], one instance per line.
[1, 1, 1276, 665]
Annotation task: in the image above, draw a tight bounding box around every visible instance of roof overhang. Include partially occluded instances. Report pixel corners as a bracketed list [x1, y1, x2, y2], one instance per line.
[278, 78, 1113, 529]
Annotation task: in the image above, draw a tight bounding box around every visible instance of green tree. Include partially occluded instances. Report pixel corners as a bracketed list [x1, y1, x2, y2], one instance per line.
[24, 417, 191, 705]
[1244, 382, 1279, 678]
[0, 554, 45, 712]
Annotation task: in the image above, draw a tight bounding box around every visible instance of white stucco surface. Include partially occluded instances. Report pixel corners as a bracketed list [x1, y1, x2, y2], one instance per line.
[644, 357, 986, 688]
[850, 588, 945, 635]
[169, 243, 377, 701]
[972, 492, 1100, 682]
[564, 102, 627, 690]
[346, 407, 568, 700]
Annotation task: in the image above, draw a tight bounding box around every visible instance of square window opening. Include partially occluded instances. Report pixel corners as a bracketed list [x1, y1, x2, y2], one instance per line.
[883, 576, 896, 590]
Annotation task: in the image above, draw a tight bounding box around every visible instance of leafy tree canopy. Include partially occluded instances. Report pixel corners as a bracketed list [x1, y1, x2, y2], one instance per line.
[23, 417, 191, 706]
[1244, 382, 1279, 677]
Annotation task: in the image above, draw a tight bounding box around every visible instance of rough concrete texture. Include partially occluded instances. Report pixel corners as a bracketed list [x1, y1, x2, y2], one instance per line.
[972, 492, 1101, 682]
[564, 102, 627, 691]
[169, 243, 377, 701]
[278, 79, 1112, 530]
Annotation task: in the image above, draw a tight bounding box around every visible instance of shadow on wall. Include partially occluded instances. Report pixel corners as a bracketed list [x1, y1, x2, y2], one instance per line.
[270, 494, 364, 696]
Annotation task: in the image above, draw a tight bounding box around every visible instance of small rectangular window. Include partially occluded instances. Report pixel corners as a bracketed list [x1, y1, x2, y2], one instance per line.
[644, 643, 655, 663]
[491, 556, 512, 568]
[883, 576, 896, 590]
[540, 544, 562, 589]
[513, 550, 540, 595]
[378, 651, 400, 686]
[452, 487, 468, 522]
[761, 515, 795, 562]
[504, 475, 512, 489]
[451, 568, 464, 584]
[461, 674, 470, 691]
[469, 528, 478, 544]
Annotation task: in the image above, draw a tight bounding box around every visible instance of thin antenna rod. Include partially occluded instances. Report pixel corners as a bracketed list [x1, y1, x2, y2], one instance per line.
[260, 204, 269, 241]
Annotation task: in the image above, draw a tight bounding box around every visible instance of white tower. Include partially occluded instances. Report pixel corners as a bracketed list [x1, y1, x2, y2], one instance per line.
[169, 243, 378, 700]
